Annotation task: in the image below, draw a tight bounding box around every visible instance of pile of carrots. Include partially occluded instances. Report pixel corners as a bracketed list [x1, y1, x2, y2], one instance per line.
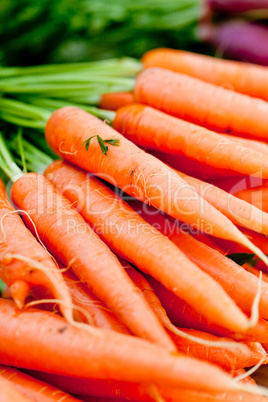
[2, 48, 268, 401]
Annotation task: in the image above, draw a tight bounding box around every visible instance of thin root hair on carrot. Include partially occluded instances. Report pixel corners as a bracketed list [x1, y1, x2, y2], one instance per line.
[233, 354, 267, 383]
[24, 298, 104, 335]
[59, 141, 78, 155]
[0, 209, 58, 267]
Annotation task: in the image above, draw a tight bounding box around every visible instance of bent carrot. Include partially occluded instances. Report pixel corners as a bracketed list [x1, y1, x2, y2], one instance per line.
[134, 67, 268, 139]
[45, 107, 268, 266]
[0, 374, 32, 402]
[31, 372, 265, 402]
[0, 365, 80, 402]
[10, 172, 174, 350]
[131, 203, 268, 319]
[45, 159, 250, 332]
[0, 173, 73, 322]
[114, 104, 268, 177]
[0, 299, 242, 393]
[142, 48, 268, 101]
[99, 92, 134, 111]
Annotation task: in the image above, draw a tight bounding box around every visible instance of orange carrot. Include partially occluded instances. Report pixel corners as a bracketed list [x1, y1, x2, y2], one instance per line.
[99, 92, 134, 111]
[142, 48, 268, 101]
[221, 134, 268, 156]
[0, 171, 73, 323]
[134, 67, 268, 139]
[234, 187, 268, 213]
[147, 274, 268, 343]
[0, 374, 32, 402]
[149, 149, 242, 181]
[0, 365, 80, 402]
[45, 159, 250, 332]
[122, 260, 266, 371]
[114, 104, 268, 177]
[45, 107, 268, 265]
[0, 299, 243, 393]
[10, 173, 173, 349]
[173, 170, 268, 235]
[63, 270, 129, 334]
[130, 203, 268, 319]
[31, 371, 265, 402]
[0, 178, 6, 193]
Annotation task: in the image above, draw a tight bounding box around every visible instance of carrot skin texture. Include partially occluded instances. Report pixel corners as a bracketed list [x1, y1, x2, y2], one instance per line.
[29, 372, 265, 402]
[99, 92, 134, 110]
[131, 202, 268, 319]
[0, 174, 72, 319]
[0, 299, 238, 393]
[0, 375, 32, 402]
[45, 160, 250, 333]
[123, 261, 266, 371]
[63, 270, 130, 334]
[175, 170, 268, 235]
[142, 48, 268, 100]
[0, 365, 80, 402]
[45, 106, 256, 246]
[147, 274, 268, 342]
[114, 104, 268, 178]
[134, 67, 268, 139]
[10, 173, 173, 349]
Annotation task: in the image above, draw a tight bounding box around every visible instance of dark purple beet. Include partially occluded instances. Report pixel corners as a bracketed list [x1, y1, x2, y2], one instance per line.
[209, 0, 268, 13]
[210, 21, 268, 65]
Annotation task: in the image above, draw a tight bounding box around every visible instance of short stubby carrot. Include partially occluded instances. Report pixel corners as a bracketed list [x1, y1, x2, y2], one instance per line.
[114, 104, 268, 177]
[0, 177, 73, 322]
[0, 365, 80, 402]
[0, 299, 242, 393]
[45, 107, 268, 266]
[45, 159, 251, 332]
[99, 92, 134, 111]
[134, 67, 268, 139]
[10, 172, 174, 350]
[142, 48, 268, 100]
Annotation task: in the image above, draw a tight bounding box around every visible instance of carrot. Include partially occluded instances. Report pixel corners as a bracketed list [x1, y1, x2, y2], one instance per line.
[134, 67, 268, 139]
[130, 203, 268, 319]
[173, 170, 268, 235]
[234, 187, 268, 213]
[147, 274, 268, 343]
[0, 374, 32, 402]
[0, 171, 73, 323]
[0, 365, 80, 402]
[168, 329, 267, 371]
[10, 172, 173, 350]
[122, 260, 266, 371]
[30, 371, 266, 402]
[0, 299, 244, 393]
[221, 134, 268, 156]
[45, 159, 250, 332]
[45, 107, 268, 267]
[63, 270, 129, 334]
[149, 149, 242, 181]
[114, 104, 268, 177]
[142, 48, 268, 101]
[99, 92, 134, 111]
[0, 178, 6, 193]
